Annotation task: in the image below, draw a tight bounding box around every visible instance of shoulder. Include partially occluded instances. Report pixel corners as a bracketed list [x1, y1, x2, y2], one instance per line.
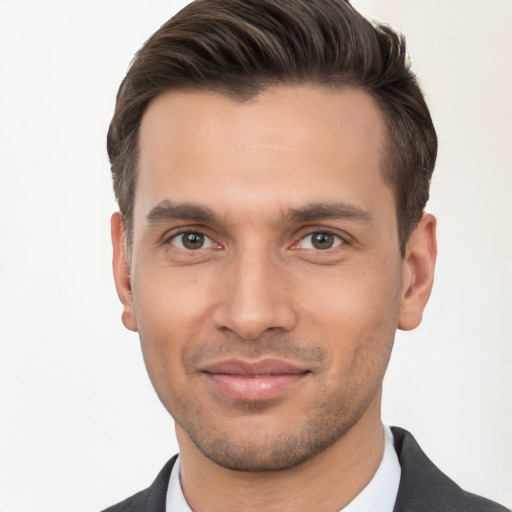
[100, 456, 177, 512]
[391, 427, 509, 512]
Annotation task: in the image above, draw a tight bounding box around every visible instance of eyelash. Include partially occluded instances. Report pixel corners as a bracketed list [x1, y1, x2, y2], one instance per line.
[292, 230, 346, 251]
[166, 229, 219, 251]
[164, 228, 348, 253]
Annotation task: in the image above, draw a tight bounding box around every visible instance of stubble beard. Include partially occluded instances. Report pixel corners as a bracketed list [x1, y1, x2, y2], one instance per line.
[176, 385, 381, 472]
[170, 339, 392, 472]
[141, 313, 398, 473]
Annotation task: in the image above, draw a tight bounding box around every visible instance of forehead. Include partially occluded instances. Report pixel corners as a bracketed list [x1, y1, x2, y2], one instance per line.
[135, 85, 391, 226]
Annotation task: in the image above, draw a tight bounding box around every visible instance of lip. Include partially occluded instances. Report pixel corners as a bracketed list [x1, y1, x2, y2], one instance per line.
[201, 358, 310, 401]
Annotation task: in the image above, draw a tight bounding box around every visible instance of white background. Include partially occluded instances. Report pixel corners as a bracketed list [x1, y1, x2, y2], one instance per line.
[0, 1, 511, 510]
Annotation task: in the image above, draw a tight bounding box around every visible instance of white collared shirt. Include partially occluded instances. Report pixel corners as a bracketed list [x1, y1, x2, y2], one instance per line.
[166, 425, 401, 512]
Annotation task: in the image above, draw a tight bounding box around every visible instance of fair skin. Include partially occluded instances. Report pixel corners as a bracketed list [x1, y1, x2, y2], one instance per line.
[112, 86, 436, 512]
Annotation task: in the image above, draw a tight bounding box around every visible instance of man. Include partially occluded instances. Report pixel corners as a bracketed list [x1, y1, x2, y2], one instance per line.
[103, 0, 508, 511]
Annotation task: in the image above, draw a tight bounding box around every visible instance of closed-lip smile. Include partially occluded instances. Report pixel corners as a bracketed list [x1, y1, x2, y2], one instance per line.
[200, 358, 310, 401]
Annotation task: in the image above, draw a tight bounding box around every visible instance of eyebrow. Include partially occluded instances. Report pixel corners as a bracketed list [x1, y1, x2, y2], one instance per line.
[146, 200, 216, 224]
[146, 200, 371, 226]
[285, 202, 371, 224]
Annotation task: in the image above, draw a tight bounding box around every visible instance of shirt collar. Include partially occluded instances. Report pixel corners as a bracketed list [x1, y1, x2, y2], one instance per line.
[166, 424, 401, 512]
[341, 424, 401, 512]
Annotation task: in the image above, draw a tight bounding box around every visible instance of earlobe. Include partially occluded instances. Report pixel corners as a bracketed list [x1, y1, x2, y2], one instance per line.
[111, 212, 138, 332]
[398, 213, 437, 331]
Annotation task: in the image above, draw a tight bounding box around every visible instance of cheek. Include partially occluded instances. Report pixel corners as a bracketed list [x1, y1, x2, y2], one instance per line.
[133, 264, 214, 335]
[131, 271, 212, 391]
[299, 263, 401, 373]
[301, 260, 402, 328]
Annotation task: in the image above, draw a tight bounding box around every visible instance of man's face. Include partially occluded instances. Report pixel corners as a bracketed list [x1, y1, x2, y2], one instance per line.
[113, 86, 426, 471]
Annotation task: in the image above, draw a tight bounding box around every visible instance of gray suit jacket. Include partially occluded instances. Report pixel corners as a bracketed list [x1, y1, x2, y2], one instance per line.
[101, 427, 509, 511]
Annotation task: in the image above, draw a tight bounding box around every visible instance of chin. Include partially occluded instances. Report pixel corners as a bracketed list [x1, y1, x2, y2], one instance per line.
[182, 407, 360, 473]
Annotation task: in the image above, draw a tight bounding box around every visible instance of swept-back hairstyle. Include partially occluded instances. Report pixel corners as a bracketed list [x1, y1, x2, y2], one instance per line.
[107, 0, 437, 256]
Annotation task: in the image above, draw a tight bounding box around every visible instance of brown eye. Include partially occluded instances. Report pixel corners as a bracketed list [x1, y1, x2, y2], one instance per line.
[170, 232, 214, 250]
[299, 232, 343, 250]
[311, 233, 335, 249]
[182, 233, 204, 249]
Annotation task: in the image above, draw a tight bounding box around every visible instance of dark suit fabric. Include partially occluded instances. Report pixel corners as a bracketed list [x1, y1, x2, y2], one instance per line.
[390, 427, 508, 512]
[101, 427, 509, 512]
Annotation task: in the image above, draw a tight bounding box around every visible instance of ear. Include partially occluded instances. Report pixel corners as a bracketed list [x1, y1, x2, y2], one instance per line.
[111, 212, 138, 332]
[398, 213, 437, 331]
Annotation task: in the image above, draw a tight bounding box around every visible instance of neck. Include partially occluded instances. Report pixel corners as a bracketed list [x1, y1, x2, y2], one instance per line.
[176, 396, 385, 512]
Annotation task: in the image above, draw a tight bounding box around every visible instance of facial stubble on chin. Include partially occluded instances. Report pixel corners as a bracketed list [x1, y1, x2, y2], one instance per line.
[167, 335, 394, 473]
[178, 391, 376, 473]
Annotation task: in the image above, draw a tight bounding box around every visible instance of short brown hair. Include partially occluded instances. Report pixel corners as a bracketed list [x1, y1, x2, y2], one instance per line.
[107, 0, 437, 256]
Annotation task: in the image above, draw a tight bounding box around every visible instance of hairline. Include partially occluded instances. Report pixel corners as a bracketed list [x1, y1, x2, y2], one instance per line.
[121, 82, 404, 264]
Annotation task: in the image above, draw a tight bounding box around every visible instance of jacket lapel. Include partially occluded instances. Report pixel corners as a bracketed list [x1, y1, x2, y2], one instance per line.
[141, 455, 177, 512]
[391, 427, 507, 512]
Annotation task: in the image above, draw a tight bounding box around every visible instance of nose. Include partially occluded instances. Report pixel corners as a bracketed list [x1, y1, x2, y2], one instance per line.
[211, 247, 297, 340]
